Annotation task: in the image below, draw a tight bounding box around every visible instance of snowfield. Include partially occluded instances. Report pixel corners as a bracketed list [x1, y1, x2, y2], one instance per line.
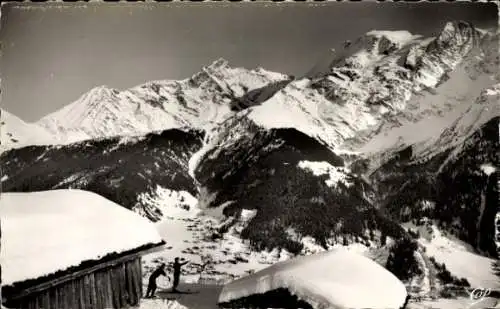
[135, 299, 188, 309]
[419, 226, 500, 290]
[218, 248, 408, 309]
[0, 190, 163, 286]
[407, 297, 500, 309]
[297, 160, 351, 188]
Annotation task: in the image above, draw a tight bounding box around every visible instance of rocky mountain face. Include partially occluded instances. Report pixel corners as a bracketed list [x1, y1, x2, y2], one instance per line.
[1, 21, 498, 259]
[243, 21, 497, 152]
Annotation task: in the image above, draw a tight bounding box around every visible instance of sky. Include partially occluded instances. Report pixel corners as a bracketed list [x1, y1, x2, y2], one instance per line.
[0, 2, 498, 122]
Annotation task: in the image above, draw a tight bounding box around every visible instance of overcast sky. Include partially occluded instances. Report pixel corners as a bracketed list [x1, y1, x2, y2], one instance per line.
[0, 2, 497, 122]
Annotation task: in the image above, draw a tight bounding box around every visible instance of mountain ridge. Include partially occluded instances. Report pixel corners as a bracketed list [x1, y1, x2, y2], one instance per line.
[33, 58, 290, 146]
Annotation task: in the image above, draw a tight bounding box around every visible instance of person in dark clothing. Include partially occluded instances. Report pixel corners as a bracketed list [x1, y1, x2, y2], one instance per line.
[172, 257, 189, 292]
[145, 263, 169, 298]
[399, 295, 411, 309]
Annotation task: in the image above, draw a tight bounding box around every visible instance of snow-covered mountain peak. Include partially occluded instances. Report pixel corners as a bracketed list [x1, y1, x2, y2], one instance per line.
[34, 59, 288, 145]
[412, 21, 483, 89]
[250, 22, 497, 156]
[68, 85, 119, 108]
[437, 21, 480, 45]
[360, 30, 420, 55]
[77, 84, 115, 100]
[365, 30, 418, 45]
[205, 57, 230, 71]
[86, 84, 117, 97]
[0, 109, 56, 152]
[307, 21, 484, 81]
[307, 29, 423, 78]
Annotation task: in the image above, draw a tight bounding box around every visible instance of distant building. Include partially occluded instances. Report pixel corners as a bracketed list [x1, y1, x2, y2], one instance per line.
[1, 190, 165, 309]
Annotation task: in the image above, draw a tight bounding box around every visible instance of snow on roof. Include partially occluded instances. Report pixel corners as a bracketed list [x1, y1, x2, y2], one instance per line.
[0, 189, 164, 286]
[218, 248, 407, 309]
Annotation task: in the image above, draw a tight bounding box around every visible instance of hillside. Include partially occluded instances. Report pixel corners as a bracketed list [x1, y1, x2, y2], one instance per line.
[368, 84, 499, 258]
[1, 129, 203, 222]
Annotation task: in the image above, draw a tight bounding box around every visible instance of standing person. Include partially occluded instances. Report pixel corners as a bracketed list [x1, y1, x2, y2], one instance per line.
[145, 263, 169, 298]
[399, 295, 411, 309]
[172, 257, 189, 293]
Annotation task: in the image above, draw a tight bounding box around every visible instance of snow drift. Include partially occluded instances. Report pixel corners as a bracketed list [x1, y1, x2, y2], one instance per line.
[0, 189, 163, 286]
[218, 248, 408, 309]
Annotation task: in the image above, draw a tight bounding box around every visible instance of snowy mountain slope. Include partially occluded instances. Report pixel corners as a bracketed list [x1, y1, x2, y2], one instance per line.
[418, 225, 499, 290]
[0, 109, 56, 153]
[3, 111, 404, 264]
[359, 81, 500, 175]
[369, 92, 499, 258]
[37, 59, 289, 144]
[413, 83, 500, 163]
[1, 129, 203, 222]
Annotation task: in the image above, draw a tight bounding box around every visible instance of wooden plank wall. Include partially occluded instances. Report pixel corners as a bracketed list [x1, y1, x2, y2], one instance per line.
[11, 258, 143, 309]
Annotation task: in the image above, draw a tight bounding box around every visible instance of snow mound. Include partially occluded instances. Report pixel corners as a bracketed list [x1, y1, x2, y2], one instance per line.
[218, 248, 407, 309]
[0, 189, 163, 286]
